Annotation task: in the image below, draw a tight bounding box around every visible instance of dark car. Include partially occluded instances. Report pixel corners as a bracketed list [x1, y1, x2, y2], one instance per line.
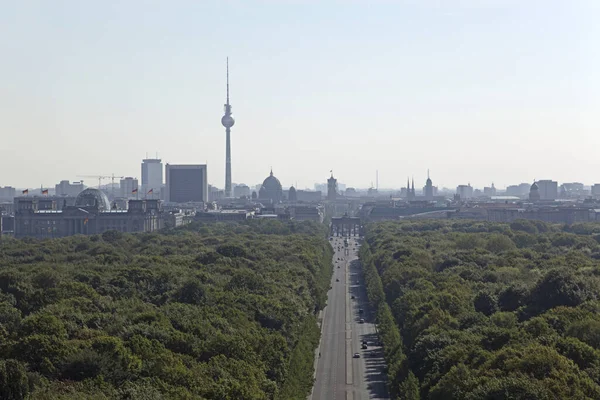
[361, 343, 368, 349]
[358, 308, 364, 314]
[336, 278, 339, 282]
[351, 295, 355, 299]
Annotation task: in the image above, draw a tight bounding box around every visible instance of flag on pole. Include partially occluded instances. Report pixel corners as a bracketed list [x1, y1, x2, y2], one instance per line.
[22, 189, 29, 195]
[42, 189, 49, 195]
[147, 188, 153, 194]
[132, 188, 138, 194]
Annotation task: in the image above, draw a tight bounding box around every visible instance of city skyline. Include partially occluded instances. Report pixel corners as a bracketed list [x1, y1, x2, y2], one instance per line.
[1, 1, 599, 189]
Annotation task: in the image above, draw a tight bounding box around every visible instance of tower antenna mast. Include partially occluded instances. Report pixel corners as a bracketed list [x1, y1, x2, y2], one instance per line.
[221, 57, 235, 198]
[226, 57, 230, 105]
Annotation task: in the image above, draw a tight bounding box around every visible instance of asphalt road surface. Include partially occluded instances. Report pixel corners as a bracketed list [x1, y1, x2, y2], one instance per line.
[310, 236, 389, 400]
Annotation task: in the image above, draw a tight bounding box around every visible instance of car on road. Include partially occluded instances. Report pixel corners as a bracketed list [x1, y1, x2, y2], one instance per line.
[361, 343, 368, 349]
[353, 353, 360, 358]
[336, 278, 339, 282]
[358, 308, 364, 314]
[359, 318, 365, 324]
[351, 295, 355, 299]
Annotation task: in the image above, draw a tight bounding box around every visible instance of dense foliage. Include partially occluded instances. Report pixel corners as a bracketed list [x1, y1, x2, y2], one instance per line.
[361, 220, 600, 399]
[0, 220, 332, 399]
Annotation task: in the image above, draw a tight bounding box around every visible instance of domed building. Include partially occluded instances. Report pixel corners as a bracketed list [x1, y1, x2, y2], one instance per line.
[258, 169, 283, 204]
[529, 181, 540, 201]
[75, 188, 112, 211]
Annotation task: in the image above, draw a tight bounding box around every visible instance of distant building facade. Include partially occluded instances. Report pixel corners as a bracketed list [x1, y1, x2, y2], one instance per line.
[195, 210, 253, 222]
[233, 184, 250, 198]
[456, 184, 473, 199]
[55, 181, 85, 197]
[592, 184, 600, 197]
[296, 190, 322, 202]
[0, 187, 16, 201]
[208, 185, 225, 202]
[488, 207, 593, 224]
[289, 205, 324, 222]
[120, 177, 139, 199]
[14, 188, 163, 239]
[536, 180, 558, 200]
[506, 183, 531, 197]
[483, 184, 497, 197]
[165, 164, 208, 203]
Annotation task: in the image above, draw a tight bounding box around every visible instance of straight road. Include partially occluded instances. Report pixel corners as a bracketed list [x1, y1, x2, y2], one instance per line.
[311, 236, 389, 400]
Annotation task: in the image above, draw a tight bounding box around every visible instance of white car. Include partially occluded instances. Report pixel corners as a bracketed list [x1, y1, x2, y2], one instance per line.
[353, 353, 360, 358]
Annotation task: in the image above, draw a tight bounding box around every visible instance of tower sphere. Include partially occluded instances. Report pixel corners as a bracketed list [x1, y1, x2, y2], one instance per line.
[221, 115, 235, 128]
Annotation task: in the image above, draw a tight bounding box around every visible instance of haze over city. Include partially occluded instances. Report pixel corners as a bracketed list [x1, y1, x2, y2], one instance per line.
[2, 0, 599, 189]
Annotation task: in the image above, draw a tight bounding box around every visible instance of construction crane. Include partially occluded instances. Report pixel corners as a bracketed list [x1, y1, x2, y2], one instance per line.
[76, 174, 124, 198]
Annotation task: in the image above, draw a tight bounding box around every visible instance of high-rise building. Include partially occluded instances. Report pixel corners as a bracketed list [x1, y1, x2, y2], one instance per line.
[536, 180, 558, 200]
[165, 164, 208, 203]
[120, 177, 139, 199]
[141, 158, 163, 193]
[592, 184, 600, 197]
[221, 58, 235, 198]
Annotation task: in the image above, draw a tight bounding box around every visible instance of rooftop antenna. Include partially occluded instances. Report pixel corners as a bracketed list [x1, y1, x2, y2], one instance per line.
[376, 170, 379, 190]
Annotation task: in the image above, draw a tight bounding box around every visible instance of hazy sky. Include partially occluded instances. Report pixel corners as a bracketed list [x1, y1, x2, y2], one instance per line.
[1, 0, 599, 190]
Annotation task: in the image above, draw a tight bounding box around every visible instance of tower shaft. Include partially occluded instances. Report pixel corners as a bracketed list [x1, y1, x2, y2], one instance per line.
[225, 128, 231, 197]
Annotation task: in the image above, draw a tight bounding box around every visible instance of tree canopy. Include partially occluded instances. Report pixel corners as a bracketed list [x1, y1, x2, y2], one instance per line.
[0, 220, 332, 399]
[361, 220, 600, 399]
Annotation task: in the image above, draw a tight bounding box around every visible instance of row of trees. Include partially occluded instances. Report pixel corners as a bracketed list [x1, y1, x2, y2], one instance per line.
[362, 220, 600, 399]
[0, 220, 332, 399]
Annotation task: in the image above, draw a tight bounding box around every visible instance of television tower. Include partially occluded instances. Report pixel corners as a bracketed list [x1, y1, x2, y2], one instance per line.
[221, 57, 235, 198]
